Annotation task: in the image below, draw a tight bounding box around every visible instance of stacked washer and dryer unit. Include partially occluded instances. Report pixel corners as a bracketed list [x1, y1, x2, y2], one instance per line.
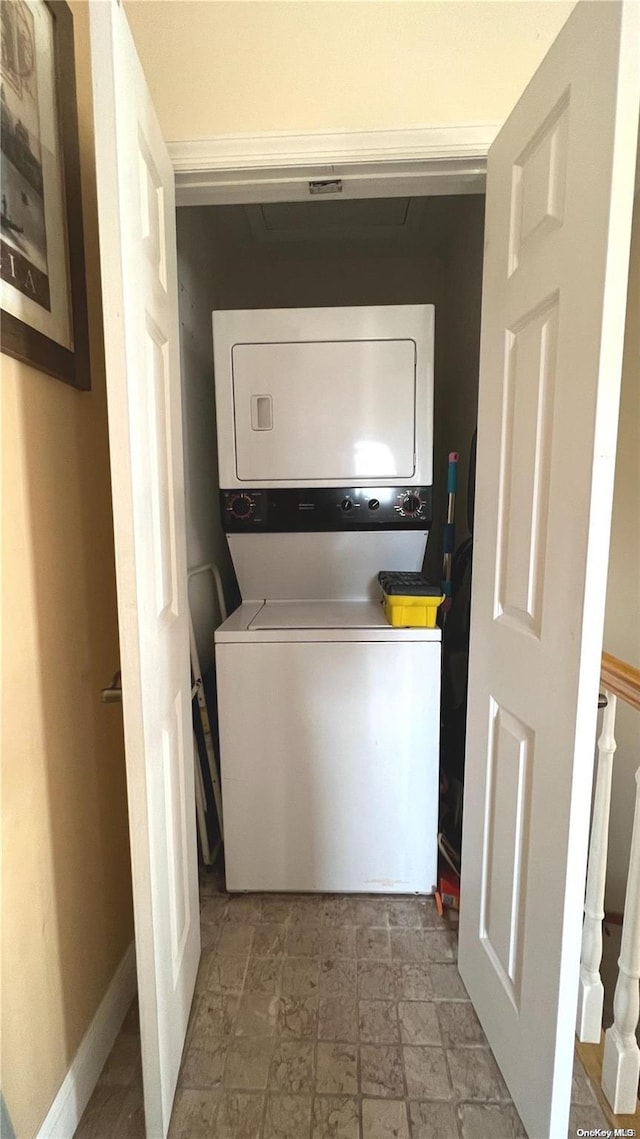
[213, 305, 440, 895]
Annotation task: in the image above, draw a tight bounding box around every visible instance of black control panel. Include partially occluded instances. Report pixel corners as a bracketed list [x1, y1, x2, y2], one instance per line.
[221, 487, 433, 532]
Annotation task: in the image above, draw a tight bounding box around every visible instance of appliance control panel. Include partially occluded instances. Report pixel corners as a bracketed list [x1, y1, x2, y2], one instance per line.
[221, 487, 433, 532]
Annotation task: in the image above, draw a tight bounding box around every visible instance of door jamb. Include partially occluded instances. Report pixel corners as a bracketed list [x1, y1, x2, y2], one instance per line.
[168, 123, 499, 205]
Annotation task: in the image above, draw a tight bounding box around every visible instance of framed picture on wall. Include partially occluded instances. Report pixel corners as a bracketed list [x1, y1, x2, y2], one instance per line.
[0, 0, 90, 390]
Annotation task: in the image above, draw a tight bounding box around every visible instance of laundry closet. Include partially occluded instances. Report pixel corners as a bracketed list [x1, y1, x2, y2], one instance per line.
[87, 4, 639, 1131]
[177, 193, 485, 893]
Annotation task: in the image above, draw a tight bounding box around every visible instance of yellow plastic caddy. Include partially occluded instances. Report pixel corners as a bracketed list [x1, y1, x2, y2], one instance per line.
[378, 571, 444, 629]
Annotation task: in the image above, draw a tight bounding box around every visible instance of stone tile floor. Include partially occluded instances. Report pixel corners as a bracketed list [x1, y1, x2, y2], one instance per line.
[75, 875, 609, 1138]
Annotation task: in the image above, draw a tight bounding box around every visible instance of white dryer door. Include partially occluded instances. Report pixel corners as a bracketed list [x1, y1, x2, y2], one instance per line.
[232, 339, 416, 482]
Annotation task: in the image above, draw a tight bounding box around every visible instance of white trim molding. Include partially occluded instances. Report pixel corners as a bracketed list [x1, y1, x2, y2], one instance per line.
[169, 123, 500, 172]
[169, 123, 500, 206]
[36, 943, 137, 1139]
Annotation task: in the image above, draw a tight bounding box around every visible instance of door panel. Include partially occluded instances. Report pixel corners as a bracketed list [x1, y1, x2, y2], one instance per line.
[90, 3, 200, 1135]
[497, 297, 557, 636]
[480, 701, 532, 1011]
[459, 3, 640, 1137]
[509, 92, 570, 272]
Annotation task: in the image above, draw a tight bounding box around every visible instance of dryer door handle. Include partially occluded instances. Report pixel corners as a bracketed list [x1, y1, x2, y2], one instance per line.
[250, 394, 273, 431]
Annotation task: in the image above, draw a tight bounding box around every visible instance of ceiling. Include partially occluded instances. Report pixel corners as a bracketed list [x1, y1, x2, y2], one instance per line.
[203, 195, 484, 259]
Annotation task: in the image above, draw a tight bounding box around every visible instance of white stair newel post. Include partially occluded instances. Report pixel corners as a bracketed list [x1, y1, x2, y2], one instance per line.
[602, 765, 640, 1114]
[576, 692, 617, 1042]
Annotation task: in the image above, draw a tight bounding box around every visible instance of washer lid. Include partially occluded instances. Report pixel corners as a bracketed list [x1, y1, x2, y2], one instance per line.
[248, 599, 389, 630]
[215, 600, 442, 643]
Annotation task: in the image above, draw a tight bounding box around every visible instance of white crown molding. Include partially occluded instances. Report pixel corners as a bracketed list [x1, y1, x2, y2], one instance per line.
[168, 123, 501, 174]
[36, 943, 137, 1139]
[168, 124, 500, 206]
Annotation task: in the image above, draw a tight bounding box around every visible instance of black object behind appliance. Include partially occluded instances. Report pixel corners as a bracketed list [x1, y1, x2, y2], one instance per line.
[439, 432, 477, 849]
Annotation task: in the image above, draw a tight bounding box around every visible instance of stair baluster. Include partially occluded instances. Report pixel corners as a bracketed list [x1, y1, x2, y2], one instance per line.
[576, 692, 617, 1042]
[601, 765, 640, 1114]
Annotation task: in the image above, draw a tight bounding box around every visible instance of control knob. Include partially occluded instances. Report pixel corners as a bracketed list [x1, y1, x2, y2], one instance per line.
[341, 496, 354, 512]
[229, 493, 255, 520]
[402, 493, 422, 517]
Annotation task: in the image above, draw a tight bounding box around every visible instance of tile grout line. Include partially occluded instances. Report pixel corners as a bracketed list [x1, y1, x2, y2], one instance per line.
[356, 975, 363, 1139]
[394, 960, 412, 1138]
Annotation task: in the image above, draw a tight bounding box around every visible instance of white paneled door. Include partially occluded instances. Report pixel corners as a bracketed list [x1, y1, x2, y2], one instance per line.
[459, 3, 639, 1137]
[90, 2, 200, 1136]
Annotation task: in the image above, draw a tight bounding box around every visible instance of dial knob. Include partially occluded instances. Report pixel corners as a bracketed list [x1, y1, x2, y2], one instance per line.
[230, 493, 254, 519]
[368, 498, 380, 511]
[341, 496, 354, 512]
[402, 493, 422, 517]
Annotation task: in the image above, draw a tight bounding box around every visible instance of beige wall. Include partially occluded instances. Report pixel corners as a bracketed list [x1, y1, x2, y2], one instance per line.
[124, 0, 576, 141]
[604, 192, 640, 914]
[1, 5, 133, 1137]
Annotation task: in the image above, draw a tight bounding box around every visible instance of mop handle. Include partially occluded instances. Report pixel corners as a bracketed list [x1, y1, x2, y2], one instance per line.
[441, 452, 459, 604]
[444, 452, 459, 539]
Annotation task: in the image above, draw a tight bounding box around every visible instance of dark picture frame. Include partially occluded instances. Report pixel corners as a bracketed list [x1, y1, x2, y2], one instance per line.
[1, 0, 90, 390]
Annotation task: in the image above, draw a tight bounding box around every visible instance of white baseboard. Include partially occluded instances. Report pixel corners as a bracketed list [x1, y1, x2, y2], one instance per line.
[37, 942, 137, 1139]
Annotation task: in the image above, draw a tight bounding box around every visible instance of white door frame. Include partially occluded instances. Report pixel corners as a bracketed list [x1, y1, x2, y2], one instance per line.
[168, 123, 500, 205]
